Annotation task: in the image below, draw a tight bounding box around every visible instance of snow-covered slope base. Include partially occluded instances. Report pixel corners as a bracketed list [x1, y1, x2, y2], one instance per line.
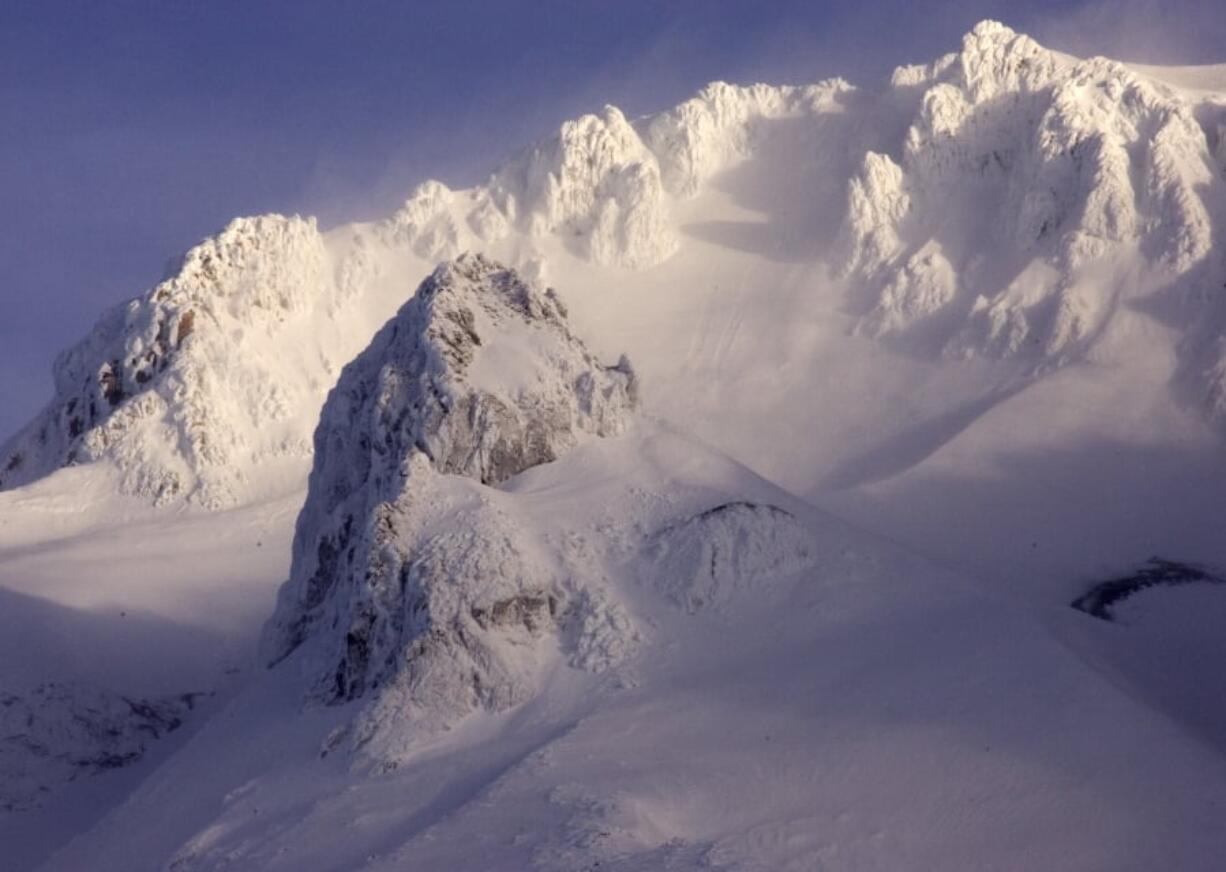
[37, 428, 1226, 872]
[5, 17, 1226, 872]
[0, 683, 203, 813]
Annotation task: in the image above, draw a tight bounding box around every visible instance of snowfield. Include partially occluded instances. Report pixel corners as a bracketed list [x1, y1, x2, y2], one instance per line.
[4, 20, 1226, 872]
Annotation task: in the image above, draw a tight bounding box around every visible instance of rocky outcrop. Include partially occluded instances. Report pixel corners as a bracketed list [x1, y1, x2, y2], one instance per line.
[0, 215, 337, 507]
[488, 106, 677, 269]
[0, 683, 203, 812]
[262, 255, 637, 759]
[643, 79, 854, 199]
[1072, 558, 1226, 621]
[10, 20, 1226, 503]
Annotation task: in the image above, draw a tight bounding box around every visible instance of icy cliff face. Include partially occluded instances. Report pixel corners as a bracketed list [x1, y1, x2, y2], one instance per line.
[844, 21, 1226, 362]
[262, 255, 637, 759]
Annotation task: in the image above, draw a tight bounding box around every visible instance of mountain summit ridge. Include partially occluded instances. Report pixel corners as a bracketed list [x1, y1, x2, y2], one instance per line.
[4, 20, 1226, 506]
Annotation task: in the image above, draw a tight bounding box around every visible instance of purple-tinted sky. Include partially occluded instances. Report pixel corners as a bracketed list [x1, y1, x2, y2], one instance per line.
[2, 0, 1224, 443]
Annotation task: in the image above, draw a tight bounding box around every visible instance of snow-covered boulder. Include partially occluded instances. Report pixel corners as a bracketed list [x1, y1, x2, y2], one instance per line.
[262, 254, 637, 757]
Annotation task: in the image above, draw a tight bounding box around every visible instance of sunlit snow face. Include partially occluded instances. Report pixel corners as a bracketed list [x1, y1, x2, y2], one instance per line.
[6, 0, 1225, 442]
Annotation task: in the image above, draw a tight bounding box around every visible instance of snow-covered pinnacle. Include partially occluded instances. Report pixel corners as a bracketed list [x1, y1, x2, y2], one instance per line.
[843, 20, 1226, 362]
[8, 18, 1226, 506]
[489, 106, 678, 269]
[644, 79, 854, 198]
[0, 215, 336, 507]
[262, 255, 636, 750]
[379, 180, 511, 264]
[292, 252, 636, 509]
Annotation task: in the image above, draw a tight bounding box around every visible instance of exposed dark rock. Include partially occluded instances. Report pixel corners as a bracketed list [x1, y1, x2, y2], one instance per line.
[1071, 558, 1226, 621]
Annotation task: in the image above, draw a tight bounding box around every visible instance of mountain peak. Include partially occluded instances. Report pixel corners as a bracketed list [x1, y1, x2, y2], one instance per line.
[261, 256, 637, 758]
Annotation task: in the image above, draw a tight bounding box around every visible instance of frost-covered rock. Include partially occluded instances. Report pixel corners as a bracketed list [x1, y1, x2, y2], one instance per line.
[642, 502, 818, 612]
[379, 181, 510, 263]
[841, 20, 1226, 363]
[0, 216, 340, 507]
[262, 255, 637, 758]
[0, 683, 201, 812]
[643, 79, 854, 198]
[839, 151, 912, 278]
[860, 241, 959, 337]
[489, 106, 677, 268]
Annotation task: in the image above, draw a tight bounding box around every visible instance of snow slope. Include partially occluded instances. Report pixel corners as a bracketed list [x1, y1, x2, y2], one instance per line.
[36, 427, 1226, 872]
[4, 18, 1226, 872]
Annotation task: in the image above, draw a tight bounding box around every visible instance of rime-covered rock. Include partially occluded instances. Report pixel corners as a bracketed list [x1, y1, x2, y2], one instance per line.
[842, 20, 1226, 363]
[488, 106, 677, 268]
[9, 18, 1226, 505]
[643, 80, 854, 198]
[0, 216, 340, 507]
[262, 255, 637, 758]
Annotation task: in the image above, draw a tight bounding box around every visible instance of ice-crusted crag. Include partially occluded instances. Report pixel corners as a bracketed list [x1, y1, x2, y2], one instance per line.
[843, 20, 1226, 363]
[489, 105, 678, 269]
[0, 683, 202, 813]
[262, 254, 637, 761]
[377, 106, 682, 271]
[435, 83, 859, 270]
[644, 78, 856, 198]
[10, 19, 1226, 506]
[0, 216, 341, 507]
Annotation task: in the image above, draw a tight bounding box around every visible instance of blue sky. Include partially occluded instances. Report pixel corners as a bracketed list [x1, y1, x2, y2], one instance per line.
[2, 0, 1224, 441]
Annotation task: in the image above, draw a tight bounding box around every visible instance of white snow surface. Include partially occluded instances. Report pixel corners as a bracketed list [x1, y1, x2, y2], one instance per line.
[4, 19, 1226, 872]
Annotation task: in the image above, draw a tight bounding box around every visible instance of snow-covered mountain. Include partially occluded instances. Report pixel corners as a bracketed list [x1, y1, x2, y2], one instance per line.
[7, 21, 1226, 507]
[844, 22, 1226, 371]
[5, 19, 1226, 872]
